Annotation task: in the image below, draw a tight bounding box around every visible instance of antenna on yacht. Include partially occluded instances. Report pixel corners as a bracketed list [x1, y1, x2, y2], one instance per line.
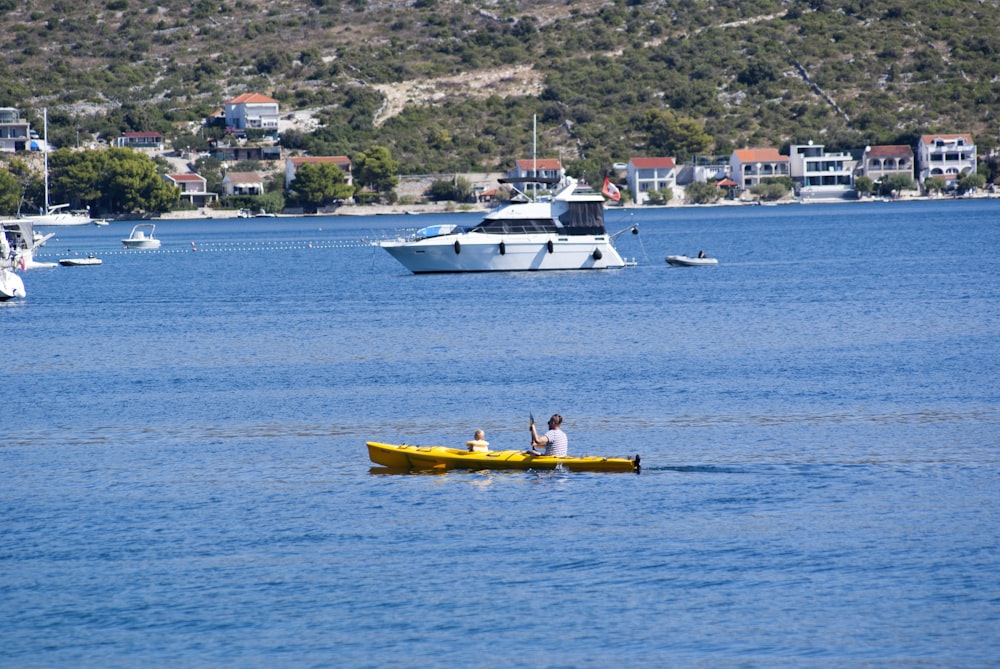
[532, 114, 537, 202]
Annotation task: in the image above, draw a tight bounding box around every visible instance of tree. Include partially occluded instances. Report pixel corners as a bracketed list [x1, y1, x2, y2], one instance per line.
[750, 180, 789, 201]
[685, 180, 720, 204]
[289, 162, 354, 211]
[354, 145, 399, 196]
[50, 148, 179, 214]
[880, 173, 915, 197]
[0, 158, 37, 215]
[640, 109, 713, 162]
[645, 187, 672, 205]
[853, 175, 875, 196]
[956, 172, 986, 195]
[0, 167, 21, 214]
[428, 176, 473, 202]
[923, 176, 947, 196]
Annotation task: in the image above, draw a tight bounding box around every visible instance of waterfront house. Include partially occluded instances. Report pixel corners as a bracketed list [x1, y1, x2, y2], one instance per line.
[164, 173, 217, 207]
[729, 148, 789, 189]
[858, 145, 914, 183]
[789, 141, 855, 199]
[285, 156, 352, 189]
[114, 131, 164, 150]
[626, 157, 678, 204]
[221, 172, 265, 196]
[224, 93, 280, 136]
[917, 134, 976, 187]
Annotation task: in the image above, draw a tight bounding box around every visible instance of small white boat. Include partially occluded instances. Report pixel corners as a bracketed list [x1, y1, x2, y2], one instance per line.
[59, 255, 103, 266]
[122, 224, 161, 249]
[666, 254, 718, 267]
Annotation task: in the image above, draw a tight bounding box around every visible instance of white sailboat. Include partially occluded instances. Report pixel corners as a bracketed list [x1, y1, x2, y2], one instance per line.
[23, 108, 91, 227]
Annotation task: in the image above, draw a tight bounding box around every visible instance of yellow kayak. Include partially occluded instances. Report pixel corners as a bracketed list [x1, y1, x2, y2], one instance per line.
[367, 441, 640, 473]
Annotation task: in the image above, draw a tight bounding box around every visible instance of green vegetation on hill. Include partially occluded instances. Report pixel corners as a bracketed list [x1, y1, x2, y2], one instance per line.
[1, 0, 998, 177]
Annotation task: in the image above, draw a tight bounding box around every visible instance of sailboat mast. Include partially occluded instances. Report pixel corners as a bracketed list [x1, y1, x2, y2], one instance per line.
[43, 108, 49, 214]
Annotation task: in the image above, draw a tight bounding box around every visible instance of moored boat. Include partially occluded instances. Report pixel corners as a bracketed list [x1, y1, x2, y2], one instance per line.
[367, 441, 640, 473]
[379, 176, 637, 273]
[122, 223, 161, 249]
[22, 110, 92, 227]
[59, 255, 102, 266]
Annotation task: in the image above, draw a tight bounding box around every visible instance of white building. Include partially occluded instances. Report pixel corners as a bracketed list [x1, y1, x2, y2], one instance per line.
[917, 134, 976, 187]
[729, 148, 789, 189]
[114, 131, 164, 150]
[221, 172, 264, 196]
[224, 93, 280, 134]
[626, 157, 677, 204]
[789, 142, 855, 199]
[0, 107, 31, 153]
[164, 173, 216, 207]
[858, 145, 914, 183]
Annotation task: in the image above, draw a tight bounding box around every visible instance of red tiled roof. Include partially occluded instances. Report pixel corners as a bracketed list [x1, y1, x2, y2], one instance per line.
[122, 131, 163, 139]
[733, 148, 787, 163]
[515, 158, 562, 170]
[865, 145, 913, 158]
[167, 173, 205, 182]
[226, 93, 279, 105]
[629, 157, 676, 168]
[223, 172, 262, 182]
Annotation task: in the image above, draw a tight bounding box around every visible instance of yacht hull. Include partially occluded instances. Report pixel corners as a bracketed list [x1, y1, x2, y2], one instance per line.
[0, 268, 26, 300]
[381, 232, 625, 273]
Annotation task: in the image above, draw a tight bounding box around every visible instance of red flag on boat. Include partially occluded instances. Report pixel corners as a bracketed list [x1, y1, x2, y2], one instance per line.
[602, 176, 621, 202]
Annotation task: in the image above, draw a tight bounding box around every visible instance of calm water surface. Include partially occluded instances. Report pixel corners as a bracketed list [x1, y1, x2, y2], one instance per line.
[2, 200, 999, 668]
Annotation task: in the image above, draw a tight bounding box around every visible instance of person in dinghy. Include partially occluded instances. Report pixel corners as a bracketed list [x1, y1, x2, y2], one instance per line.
[529, 414, 568, 456]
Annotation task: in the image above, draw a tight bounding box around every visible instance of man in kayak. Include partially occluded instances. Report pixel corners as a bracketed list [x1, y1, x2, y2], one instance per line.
[529, 414, 568, 456]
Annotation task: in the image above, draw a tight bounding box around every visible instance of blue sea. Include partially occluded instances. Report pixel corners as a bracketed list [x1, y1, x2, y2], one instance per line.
[3, 199, 999, 668]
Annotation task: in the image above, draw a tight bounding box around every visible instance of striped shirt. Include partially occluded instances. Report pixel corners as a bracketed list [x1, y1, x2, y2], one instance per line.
[543, 428, 568, 457]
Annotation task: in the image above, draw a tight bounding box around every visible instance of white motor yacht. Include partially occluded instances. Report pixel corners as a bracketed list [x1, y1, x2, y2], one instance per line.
[380, 177, 636, 273]
[1, 234, 26, 300]
[2, 219, 56, 269]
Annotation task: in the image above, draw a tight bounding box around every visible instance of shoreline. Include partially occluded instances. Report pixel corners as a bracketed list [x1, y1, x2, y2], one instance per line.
[152, 191, 995, 220]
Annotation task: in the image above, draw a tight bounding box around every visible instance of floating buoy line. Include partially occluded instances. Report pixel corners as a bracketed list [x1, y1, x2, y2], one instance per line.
[35, 238, 376, 258]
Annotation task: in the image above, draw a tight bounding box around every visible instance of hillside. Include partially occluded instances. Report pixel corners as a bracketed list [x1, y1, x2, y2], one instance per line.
[1, 0, 998, 175]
